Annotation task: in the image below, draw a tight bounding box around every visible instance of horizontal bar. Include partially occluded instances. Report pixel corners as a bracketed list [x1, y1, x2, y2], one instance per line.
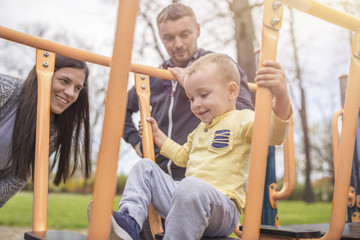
[281, 0, 360, 32]
[0, 26, 259, 90]
[0, 25, 174, 80]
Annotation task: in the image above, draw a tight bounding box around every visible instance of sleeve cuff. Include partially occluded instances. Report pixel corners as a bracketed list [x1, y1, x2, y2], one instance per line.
[269, 105, 293, 145]
[126, 132, 142, 147]
[160, 138, 179, 160]
[271, 105, 293, 125]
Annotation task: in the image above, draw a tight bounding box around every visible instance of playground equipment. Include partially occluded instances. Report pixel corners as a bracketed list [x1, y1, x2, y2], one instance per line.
[239, 0, 360, 239]
[1, 0, 360, 239]
[332, 74, 360, 224]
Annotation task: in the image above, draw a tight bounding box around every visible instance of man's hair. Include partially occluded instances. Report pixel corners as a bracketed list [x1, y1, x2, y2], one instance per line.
[157, 3, 197, 26]
[186, 53, 240, 86]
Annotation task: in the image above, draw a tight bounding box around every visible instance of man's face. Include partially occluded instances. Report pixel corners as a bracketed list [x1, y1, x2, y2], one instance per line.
[158, 16, 200, 67]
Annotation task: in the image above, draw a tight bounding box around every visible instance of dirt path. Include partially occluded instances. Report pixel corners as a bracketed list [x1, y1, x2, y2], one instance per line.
[0, 226, 88, 240]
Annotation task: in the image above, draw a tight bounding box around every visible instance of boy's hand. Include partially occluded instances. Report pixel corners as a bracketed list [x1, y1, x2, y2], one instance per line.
[146, 117, 168, 149]
[255, 61, 287, 99]
[255, 61, 291, 120]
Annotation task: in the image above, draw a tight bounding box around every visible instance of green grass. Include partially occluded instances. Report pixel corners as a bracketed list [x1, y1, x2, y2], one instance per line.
[277, 200, 332, 225]
[0, 192, 332, 230]
[0, 191, 121, 230]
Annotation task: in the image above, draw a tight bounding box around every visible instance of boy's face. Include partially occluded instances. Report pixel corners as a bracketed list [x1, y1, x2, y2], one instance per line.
[184, 68, 237, 124]
[158, 16, 200, 67]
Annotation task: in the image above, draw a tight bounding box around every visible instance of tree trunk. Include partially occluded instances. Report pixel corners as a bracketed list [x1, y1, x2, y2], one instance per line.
[288, 8, 314, 202]
[300, 88, 314, 202]
[229, 0, 257, 103]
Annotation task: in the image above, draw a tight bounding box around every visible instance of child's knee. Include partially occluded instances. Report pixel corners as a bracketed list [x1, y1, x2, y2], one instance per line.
[173, 177, 207, 203]
[132, 158, 157, 173]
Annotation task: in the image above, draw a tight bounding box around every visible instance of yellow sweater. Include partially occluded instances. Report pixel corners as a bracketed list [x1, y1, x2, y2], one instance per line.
[160, 109, 290, 213]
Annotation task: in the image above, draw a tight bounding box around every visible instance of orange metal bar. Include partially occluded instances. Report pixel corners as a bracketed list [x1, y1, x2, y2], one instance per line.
[331, 108, 357, 209]
[348, 186, 356, 208]
[132, 63, 174, 81]
[234, 222, 242, 238]
[242, 0, 284, 239]
[280, 0, 360, 32]
[134, 74, 164, 237]
[351, 211, 360, 222]
[87, 0, 139, 239]
[277, 116, 296, 199]
[269, 116, 296, 209]
[331, 108, 343, 178]
[0, 26, 109, 66]
[33, 49, 55, 232]
[0, 26, 173, 81]
[135, 74, 155, 161]
[0, 26, 260, 91]
[247, 86, 296, 210]
[248, 82, 257, 93]
[316, 32, 360, 240]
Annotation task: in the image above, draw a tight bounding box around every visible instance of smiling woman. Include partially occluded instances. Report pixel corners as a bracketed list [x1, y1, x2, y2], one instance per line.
[50, 67, 85, 116]
[0, 55, 91, 208]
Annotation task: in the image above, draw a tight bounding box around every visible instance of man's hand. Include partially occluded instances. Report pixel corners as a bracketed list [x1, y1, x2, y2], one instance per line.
[134, 142, 143, 157]
[168, 67, 187, 87]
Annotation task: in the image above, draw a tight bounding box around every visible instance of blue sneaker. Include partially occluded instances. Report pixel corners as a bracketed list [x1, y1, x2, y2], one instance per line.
[110, 211, 141, 240]
[87, 200, 140, 240]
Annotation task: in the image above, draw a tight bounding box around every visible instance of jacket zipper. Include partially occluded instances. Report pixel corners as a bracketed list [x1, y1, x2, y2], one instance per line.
[167, 80, 178, 178]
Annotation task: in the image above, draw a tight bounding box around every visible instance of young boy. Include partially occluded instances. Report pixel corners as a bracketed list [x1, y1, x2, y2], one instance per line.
[110, 53, 291, 240]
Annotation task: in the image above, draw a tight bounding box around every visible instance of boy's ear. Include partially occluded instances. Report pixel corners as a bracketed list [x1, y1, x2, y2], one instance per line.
[228, 82, 239, 99]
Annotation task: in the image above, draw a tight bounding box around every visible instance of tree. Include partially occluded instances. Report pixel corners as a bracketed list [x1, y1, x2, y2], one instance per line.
[229, 0, 259, 83]
[228, 0, 259, 103]
[309, 120, 335, 182]
[288, 7, 314, 202]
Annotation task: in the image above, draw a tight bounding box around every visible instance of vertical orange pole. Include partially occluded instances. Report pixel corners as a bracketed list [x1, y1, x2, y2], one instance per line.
[331, 109, 343, 178]
[135, 74, 155, 161]
[318, 33, 360, 240]
[279, 116, 296, 199]
[269, 116, 296, 210]
[242, 0, 283, 239]
[87, 0, 139, 239]
[33, 50, 55, 232]
[134, 74, 164, 237]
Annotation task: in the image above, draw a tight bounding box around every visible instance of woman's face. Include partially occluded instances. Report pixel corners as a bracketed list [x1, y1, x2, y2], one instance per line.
[50, 67, 85, 117]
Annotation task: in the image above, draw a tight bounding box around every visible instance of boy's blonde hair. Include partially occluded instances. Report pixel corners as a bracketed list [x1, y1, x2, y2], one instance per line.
[186, 53, 240, 86]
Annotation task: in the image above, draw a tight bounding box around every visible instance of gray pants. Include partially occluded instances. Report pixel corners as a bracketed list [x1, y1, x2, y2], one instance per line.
[119, 159, 240, 240]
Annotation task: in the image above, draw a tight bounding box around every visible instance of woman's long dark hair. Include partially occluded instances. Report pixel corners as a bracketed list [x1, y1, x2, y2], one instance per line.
[9, 55, 91, 185]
